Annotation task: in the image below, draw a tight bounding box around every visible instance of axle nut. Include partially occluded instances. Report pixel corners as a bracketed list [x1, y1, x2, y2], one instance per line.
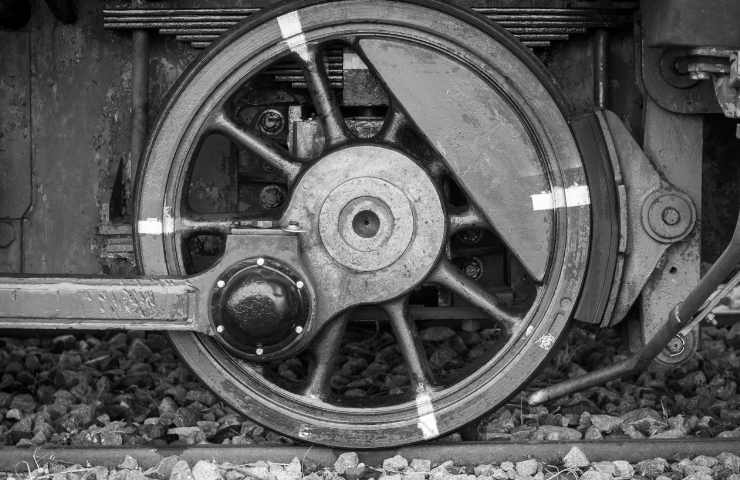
[210, 258, 311, 360]
[259, 184, 286, 210]
[256, 109, 285, 136]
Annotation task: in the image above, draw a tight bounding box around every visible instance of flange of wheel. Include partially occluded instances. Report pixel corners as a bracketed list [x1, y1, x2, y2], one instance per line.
[135, 0, 595, 448]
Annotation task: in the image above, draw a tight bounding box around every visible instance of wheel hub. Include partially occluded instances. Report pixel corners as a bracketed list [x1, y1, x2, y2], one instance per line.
[320, 177, 414, 272]
[284, 144, 446, 309]
[210, 258, 311, 359]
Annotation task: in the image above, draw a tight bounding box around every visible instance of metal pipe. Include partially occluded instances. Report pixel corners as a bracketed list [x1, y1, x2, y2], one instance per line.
[529, 210, 740, 405]
[129, 0, 149, 201]
[594, 29, 608, 109]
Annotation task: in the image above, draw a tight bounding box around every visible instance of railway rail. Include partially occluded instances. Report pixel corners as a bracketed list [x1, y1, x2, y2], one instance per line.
[1, 439, 740, 470]
[2, 0, 740, 456]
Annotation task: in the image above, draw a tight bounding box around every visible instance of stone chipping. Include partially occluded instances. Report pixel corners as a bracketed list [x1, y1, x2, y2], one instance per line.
[0, 322, 738, 447]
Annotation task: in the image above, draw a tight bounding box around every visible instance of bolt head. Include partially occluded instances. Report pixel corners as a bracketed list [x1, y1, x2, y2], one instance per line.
[462, 258, 483, 280]
[256, 109, 285, 135]
[295, 326, 303, 334]
[283, 221, 302, 232]
[216, 279, 226, 288]
[216, 325, 225, 333]
[257, 258, 265, 266]
[256, 347, 264, 355]
[296, 280, 304, 289]
[258, 184, 286, 210]
[665, 335, 686, 355]
[690, 71, 710, 80]
[661, 206, 681, 226]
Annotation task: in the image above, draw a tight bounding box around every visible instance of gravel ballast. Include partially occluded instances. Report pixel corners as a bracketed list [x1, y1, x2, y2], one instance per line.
[0, 322, 738, 447]
[2, 448, 740, 480]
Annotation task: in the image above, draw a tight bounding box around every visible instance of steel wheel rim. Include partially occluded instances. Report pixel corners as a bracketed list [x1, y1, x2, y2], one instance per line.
[136, 0, 591, 447]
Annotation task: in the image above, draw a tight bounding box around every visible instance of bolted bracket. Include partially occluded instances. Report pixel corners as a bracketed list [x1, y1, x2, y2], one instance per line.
[641, 188, 697, 244]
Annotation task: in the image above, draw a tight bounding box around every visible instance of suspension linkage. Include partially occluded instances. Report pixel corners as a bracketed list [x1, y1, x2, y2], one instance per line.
[528, 207, 740, 405]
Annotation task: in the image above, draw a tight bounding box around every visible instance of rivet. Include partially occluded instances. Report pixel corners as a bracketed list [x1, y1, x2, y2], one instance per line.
[296, 280, 304, 289]
[295, 326, 304, 334]
[257, 258, 265, 266]
[216, 325, 224, 333]
[216, 280, 225, 288]
[256, 347, 264, 355]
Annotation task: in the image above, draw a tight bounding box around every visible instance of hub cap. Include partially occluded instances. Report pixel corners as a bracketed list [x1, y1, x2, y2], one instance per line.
[287, 145, 445, 310]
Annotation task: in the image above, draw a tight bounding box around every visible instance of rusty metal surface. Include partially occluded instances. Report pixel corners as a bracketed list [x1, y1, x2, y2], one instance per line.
[639, 100, 702, 343]
[641, 0, 740, 48]
[102, 3, 636, 50]
[0, 276, 200, 330]
[0, 29, 31, 219]
[0, 220, 22, 274]
[22, 0, 134, 275]
[0, 228, 307, 337]
[602, 110, 666, 325]
[0, 0, 202, 276]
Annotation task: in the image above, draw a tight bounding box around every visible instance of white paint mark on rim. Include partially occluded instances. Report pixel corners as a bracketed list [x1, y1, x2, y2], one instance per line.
[138, 218, 163, 235]
[277, 11, 309, 61]
[415, 384, 439, 439]
[531, 184, 591, 211]
[163, 206, 175, 235]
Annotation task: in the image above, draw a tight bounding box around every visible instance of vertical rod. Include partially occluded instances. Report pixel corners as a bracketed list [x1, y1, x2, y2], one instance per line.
[130, 1, 149, 199]
[593, 29, 608, 109]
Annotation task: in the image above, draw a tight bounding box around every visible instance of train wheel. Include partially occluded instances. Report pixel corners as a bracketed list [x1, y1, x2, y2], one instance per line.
[136, 0, 593, 447]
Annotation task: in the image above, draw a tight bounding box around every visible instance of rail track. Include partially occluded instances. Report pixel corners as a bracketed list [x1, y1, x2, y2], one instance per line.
[2, 0, 740, 465]
[2, 439, 740, 480]
[1, 439, 740, 468]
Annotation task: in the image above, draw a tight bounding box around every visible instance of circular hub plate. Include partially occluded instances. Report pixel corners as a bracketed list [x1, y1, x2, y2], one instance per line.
[320, 177, 414, 272]
[210, 257, 311, 360]
[283, 145, 446, 312]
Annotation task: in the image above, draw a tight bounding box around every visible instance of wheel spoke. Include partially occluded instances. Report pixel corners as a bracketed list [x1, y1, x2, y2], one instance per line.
[449, 207, 487, 235]
[302, 313, 348, 400]
[378, 106, 408, 144]
[209, 111, 301, 184]
[382, 297, 434, 388]
[429, 259, 521, 330]
[302, 45, 348, 147]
